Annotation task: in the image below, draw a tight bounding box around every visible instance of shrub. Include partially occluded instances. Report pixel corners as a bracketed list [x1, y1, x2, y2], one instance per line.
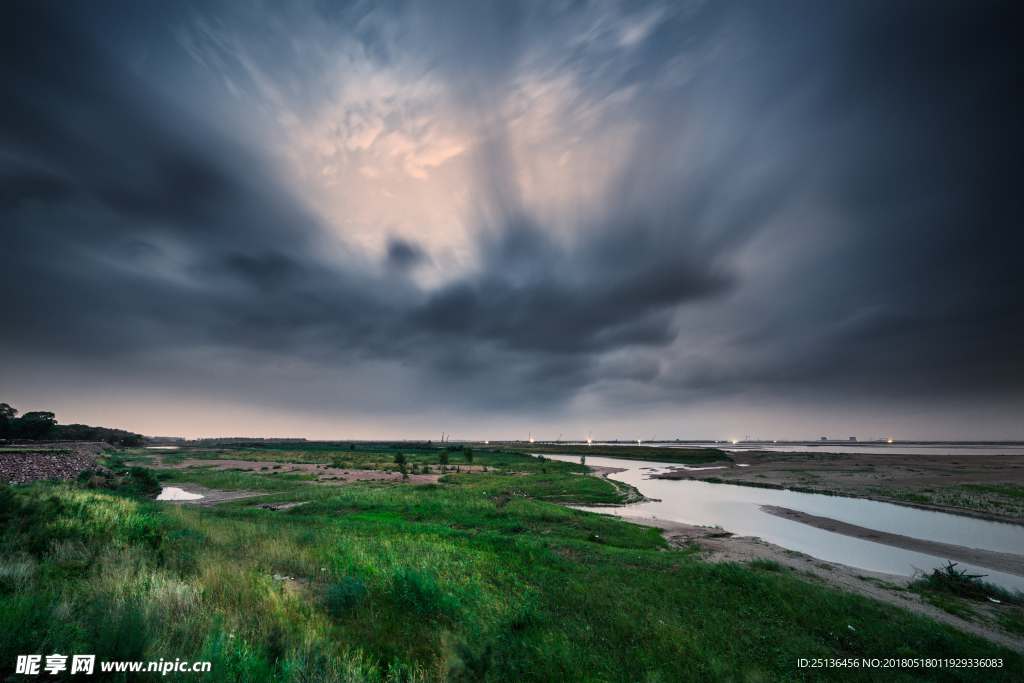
[438, 450, 449, 465]
[128, 467, 161, 497]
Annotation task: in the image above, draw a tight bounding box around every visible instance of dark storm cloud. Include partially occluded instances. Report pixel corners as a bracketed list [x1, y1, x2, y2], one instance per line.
[1, 0, 1022, 415]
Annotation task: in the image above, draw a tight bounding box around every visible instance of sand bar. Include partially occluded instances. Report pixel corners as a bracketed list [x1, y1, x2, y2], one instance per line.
[761, 505, 1024, 577]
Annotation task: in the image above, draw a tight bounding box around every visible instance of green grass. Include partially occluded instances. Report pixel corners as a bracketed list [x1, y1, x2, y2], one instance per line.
[0, 456, 1021, 682]
[998, 610, 1024, 636]
[507, 444, 730, 464]
[962, 484, 1024, 500]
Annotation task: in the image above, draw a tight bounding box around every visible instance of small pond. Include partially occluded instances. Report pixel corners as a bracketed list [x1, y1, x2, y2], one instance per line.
[156, 487, 204, 501]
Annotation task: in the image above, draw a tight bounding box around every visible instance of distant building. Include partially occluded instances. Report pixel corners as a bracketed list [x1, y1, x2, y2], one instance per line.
[820, 436, 827, 441]
[849, 437, 857, 441]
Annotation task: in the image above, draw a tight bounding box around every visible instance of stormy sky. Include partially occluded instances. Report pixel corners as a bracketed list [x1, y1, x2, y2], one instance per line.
[2, 0, 1022, 440]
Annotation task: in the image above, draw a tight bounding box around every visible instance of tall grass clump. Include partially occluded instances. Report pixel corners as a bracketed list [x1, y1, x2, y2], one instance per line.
[912, 561, 1024, 605]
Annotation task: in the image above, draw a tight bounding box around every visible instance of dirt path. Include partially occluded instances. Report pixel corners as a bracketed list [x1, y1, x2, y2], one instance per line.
[620, 515, 1024, 654]
[761, 505, 1024, 577]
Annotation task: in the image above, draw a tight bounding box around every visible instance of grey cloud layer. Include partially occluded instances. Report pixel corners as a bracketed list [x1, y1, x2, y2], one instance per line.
[1, 0, 1022, 416]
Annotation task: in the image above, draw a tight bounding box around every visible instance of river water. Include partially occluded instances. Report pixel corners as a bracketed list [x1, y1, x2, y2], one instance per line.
[598, 441, 1024, 456]
[542, 454, 1024, 592]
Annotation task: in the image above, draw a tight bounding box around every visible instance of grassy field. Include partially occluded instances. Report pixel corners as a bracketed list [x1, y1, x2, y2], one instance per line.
[500, 444, 731, 464]
[1, 447, 1021, 682]
[137, 442, 731, 468]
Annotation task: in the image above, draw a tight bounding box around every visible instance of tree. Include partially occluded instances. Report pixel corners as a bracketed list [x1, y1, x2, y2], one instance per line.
[394, 451, 406, 465]
[15, 411, 57, 440]
[0, 403, 16, 439]
[438, 449, 449, 465]
[464, 447, 473, 464]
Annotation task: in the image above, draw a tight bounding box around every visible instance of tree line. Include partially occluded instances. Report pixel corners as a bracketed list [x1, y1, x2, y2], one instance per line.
[0, 403, 145, 446]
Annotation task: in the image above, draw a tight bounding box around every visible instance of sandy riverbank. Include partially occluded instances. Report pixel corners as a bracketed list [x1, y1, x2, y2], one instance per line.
[761, 505, 1024, 576]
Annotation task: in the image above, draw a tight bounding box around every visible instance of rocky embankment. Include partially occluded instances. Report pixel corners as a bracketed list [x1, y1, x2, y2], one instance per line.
[0, 443, 112, 484]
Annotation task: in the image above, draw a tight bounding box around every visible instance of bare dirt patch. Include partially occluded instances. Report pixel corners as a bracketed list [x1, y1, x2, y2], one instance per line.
[147, 456, 441, 485]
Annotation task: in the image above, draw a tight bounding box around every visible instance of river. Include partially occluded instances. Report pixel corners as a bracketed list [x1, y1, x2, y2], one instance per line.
[542, 454, 1024, 592]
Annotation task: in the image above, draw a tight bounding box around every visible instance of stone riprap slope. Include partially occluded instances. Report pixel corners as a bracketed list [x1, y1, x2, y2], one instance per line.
[0, 445, 112, 484]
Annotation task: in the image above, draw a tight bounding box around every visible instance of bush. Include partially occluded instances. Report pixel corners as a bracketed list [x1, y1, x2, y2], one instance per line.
[128, 467, 161, 497]
[438, 450, 449, 465]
